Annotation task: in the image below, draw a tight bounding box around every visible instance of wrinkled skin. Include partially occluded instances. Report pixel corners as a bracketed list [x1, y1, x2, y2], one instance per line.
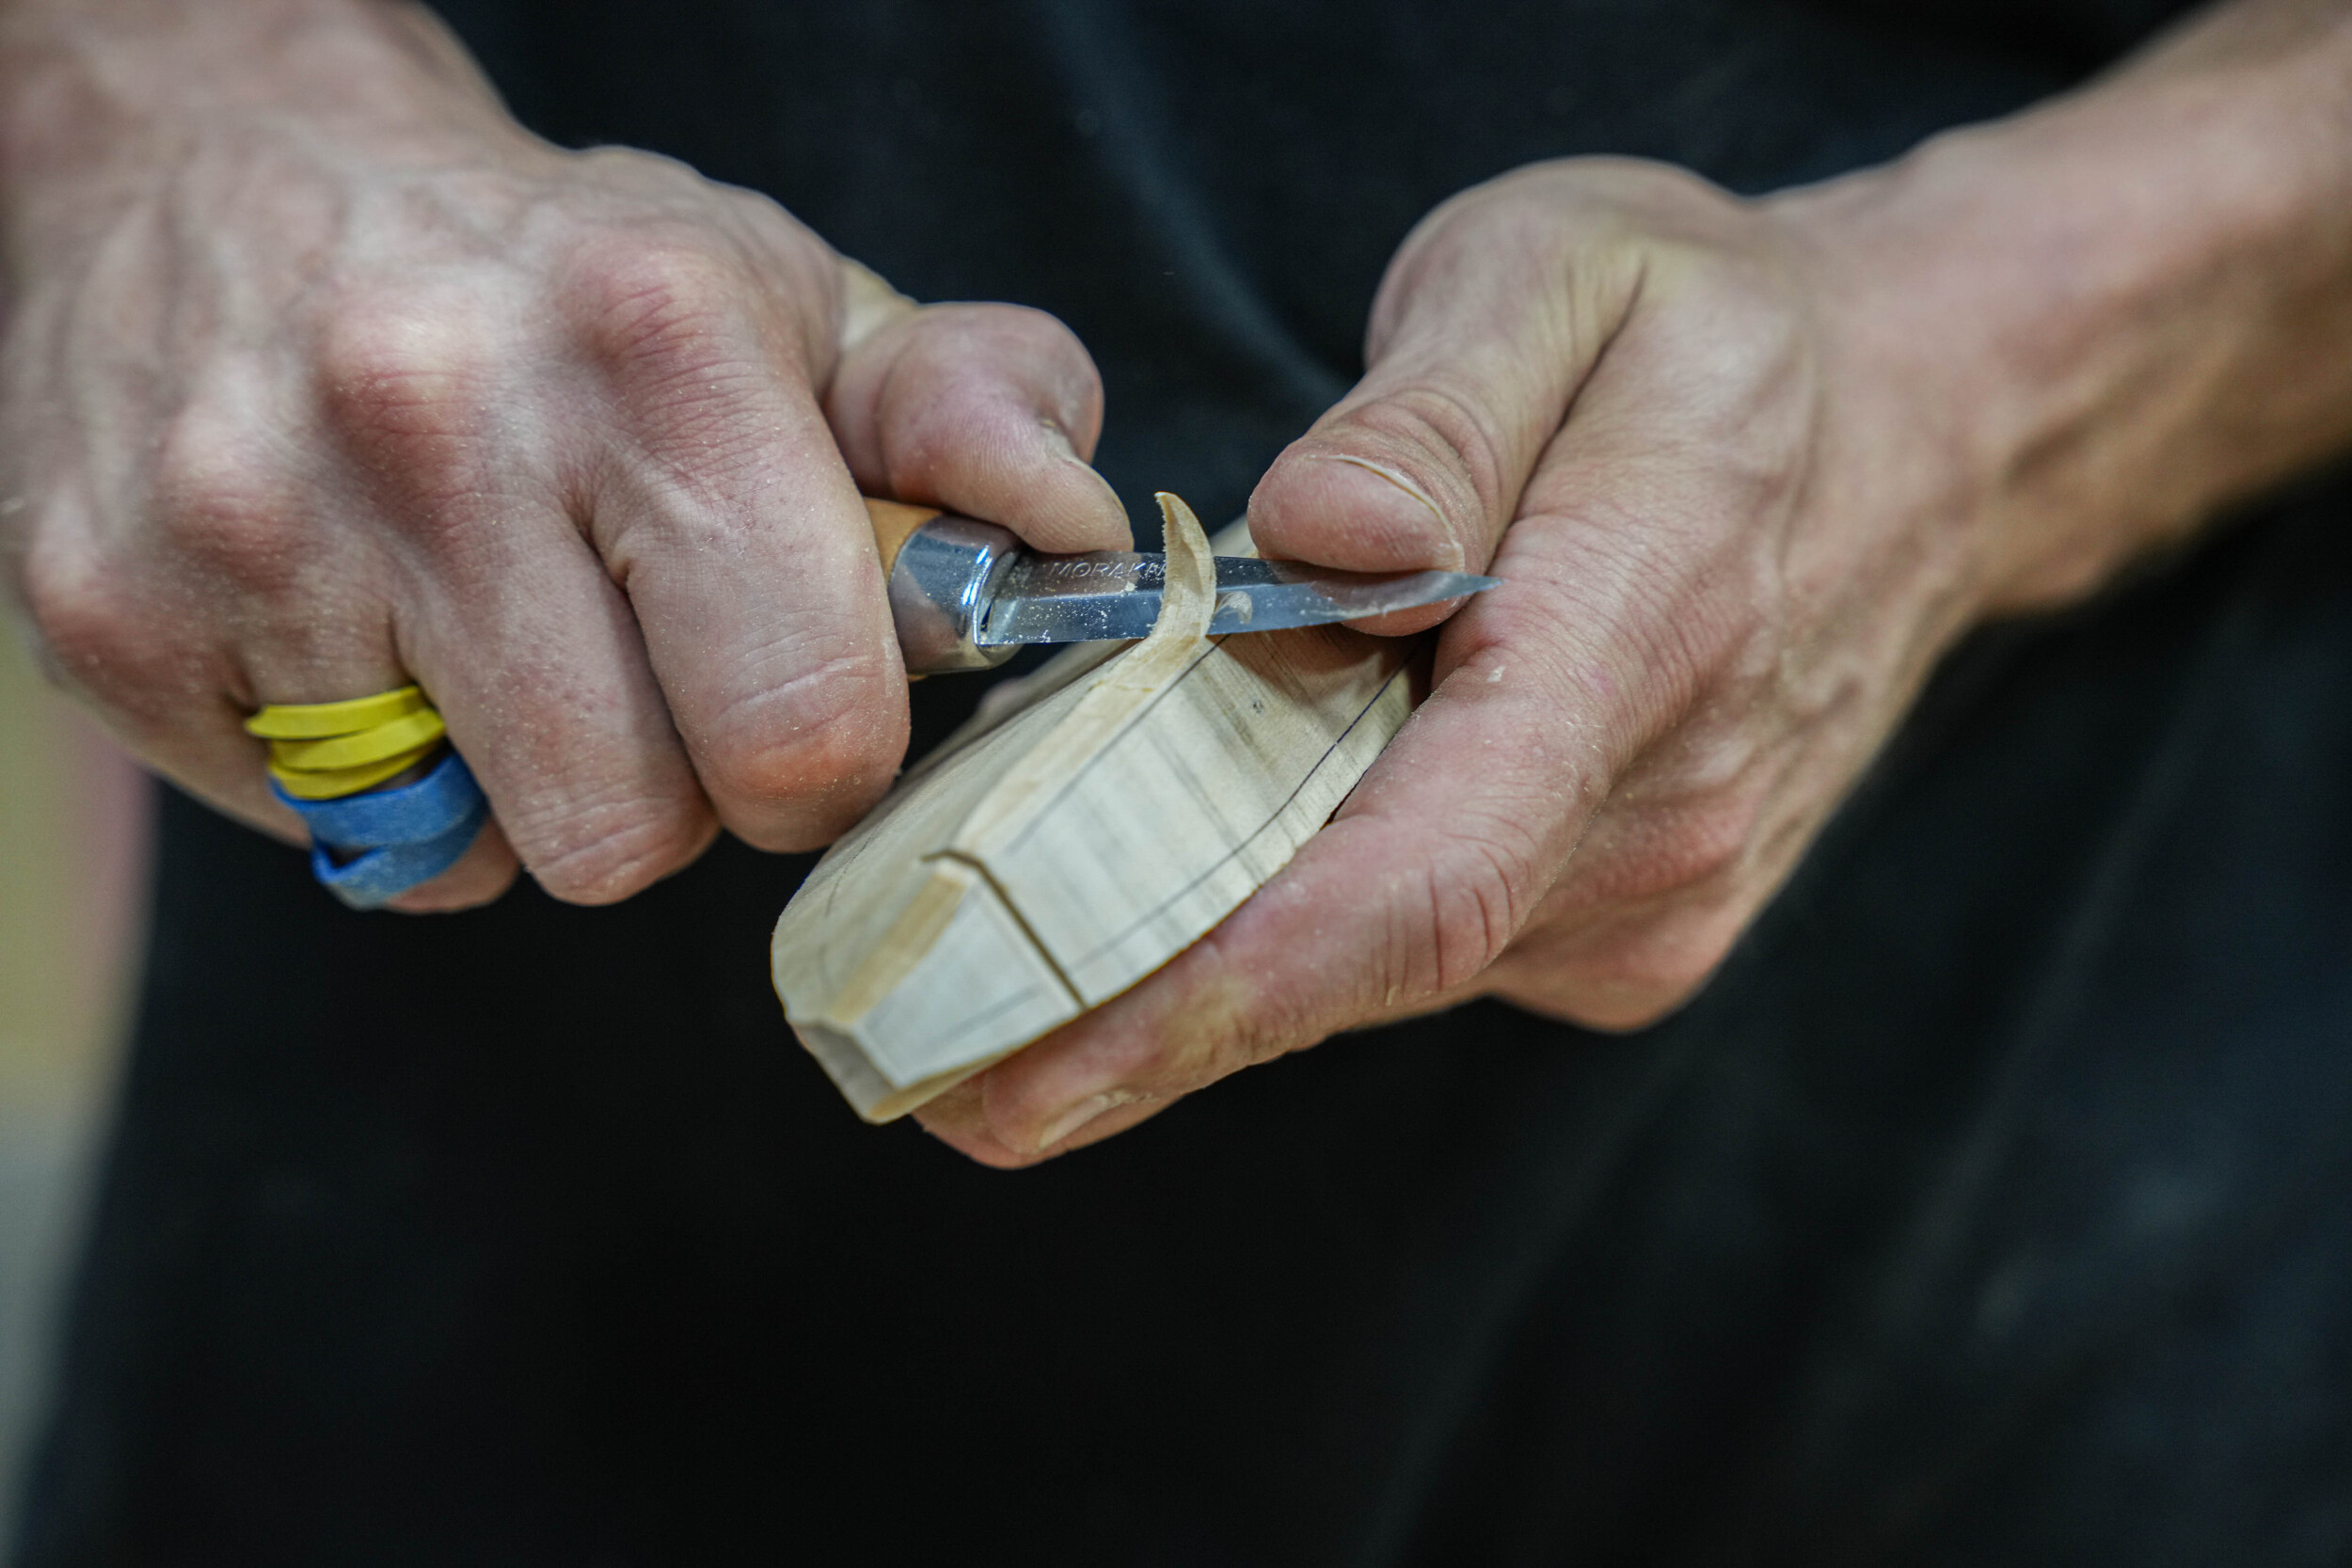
[2, 2, 2347, 1159]
[917, 3, 2352, 1163]
[0, 1, 1130, 911]
[914, 162, 2002, 1160]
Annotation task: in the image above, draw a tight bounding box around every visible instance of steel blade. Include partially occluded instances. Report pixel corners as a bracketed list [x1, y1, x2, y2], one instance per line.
[976, 551, 1499, 647]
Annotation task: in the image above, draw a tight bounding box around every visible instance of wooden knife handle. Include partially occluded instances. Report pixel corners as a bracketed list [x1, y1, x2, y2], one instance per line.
[864, 498, 943, 576]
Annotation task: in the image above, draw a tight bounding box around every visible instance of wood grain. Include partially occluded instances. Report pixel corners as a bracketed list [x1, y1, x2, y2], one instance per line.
[772, 494, 1414, 1122]
[862, 498, 942, 576]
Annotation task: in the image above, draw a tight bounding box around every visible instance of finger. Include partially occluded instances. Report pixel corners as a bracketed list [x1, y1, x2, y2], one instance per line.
[15, 371, 365, 846]
[399, 496, 723, 903]
[1246, 170, 1648, 624]
[310, 286, 723, 904]
[825, 299, 1132, 553]
[911, 807, 1532, 1167]
[18, 388, 531, 915]
[80, 574, 528, 917]
[923, 406, 1784, 1163]
[916, 1076, 1168, 1170]
[219, 547, 521, 916]
[565, 240, 908, 852]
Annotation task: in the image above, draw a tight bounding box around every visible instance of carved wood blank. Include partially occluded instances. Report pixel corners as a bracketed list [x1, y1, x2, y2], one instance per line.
[771, 494, 1413, 1122]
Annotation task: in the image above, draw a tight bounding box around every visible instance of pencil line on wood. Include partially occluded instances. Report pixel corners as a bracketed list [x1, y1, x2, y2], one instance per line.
[997, 639, 1222, 860]
[1059, 665, 1408, 974]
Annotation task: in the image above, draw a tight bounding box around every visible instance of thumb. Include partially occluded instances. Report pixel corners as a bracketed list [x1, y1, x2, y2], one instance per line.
[1248, 175, 1645, 608]
[824, 265, 1131, 554]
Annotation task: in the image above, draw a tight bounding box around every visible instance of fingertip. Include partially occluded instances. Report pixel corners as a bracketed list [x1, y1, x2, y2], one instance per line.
[913, 1066, 1164, 1165]
[1249, 450, 1466, 573]
[832, 302, 1131, 554]
[984, 1085, 1162, 1159]
[1018, 442, 1134, 554]
[912, 1082, 1041, 1168]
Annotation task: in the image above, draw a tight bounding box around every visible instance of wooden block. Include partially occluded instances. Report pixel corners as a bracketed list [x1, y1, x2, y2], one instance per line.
[771, 494, 1414, 1122]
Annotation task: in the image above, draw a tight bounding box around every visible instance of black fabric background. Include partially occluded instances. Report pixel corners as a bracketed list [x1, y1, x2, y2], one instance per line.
[23, 2, 2352, 1564]
[432, 0, 2189, 537]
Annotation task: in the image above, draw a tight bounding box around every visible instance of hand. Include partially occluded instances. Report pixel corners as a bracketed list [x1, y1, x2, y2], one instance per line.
[918, 0, 2352, 1164]
[0, 0, 1128, 911]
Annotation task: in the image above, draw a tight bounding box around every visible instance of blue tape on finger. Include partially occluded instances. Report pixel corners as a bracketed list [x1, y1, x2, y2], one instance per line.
[307, 805, 488, 911]
[271, 750, 484, 846]
[272, 750, 491, 910]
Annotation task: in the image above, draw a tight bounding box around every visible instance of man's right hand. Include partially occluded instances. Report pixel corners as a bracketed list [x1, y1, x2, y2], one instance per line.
[0, 0, 1129, 911]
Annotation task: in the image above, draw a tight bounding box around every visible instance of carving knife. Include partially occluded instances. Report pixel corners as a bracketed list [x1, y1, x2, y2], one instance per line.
[865, 499, 1499, 674]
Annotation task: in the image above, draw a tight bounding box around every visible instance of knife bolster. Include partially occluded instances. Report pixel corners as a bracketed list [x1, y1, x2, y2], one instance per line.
[886, 514, 1025, 674]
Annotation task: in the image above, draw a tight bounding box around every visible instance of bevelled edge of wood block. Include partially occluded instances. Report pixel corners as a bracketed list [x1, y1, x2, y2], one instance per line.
[770, 664, 1100, 1117]
[794, 856, 1080, 1119]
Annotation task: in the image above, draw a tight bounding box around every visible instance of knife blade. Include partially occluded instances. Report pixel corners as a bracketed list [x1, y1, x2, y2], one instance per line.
[866, 499, 1499, 675]
[979, 551, 1497, 646]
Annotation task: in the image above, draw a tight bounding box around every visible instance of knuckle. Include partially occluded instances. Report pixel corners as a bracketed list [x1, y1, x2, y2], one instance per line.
[19, 528, 127, 671]
[562, 237, 808, 504]
[882, 304, 1104, 458]
[149, 404, 314, 593]
[911, 301, 1092, 380]
[314, 291, 507, 447]
[1146, 933, 1308, 1087]
[1341, 373, 1514, 530]
[1474, 157, 1737, 249]
[310, 291, 523, 550]
[18, 528, 199, 719]
[1405, 817, 1543, 995]
[572, 144, 702, 196]
[514, 791, 713, 906]
[694, 650, 904, 843]
[564, 234, 757, 381]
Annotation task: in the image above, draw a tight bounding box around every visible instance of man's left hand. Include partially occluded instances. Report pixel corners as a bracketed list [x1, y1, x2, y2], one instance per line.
[917, 0, 2352, 1163]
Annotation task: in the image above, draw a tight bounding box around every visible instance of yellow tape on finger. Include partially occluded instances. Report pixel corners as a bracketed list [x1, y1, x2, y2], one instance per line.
[268, 739, 445, 800]
[246, 684, 429, 740]
[267, 706, 447, 772]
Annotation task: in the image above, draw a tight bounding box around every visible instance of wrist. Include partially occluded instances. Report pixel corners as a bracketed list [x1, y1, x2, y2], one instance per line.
[1772, 7, 2352, 618]
[0, 0, 517, 250]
